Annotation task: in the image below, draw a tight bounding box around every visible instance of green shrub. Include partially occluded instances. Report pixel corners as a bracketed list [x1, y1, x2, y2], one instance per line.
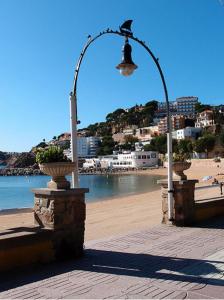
[36, 146, 70, 164]
[173, 152, 191, 162]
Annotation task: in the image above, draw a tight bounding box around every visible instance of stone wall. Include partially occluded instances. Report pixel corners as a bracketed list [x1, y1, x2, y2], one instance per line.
[159, 179, 224, 226]
[159, 179, 198, 226]
[33, 188, 88, 259]
[0, 188, 88, 272]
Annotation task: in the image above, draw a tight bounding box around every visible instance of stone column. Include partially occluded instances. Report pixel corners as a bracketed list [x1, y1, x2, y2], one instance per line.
[158, 179, 198, 226]
[32, 188, 88, 259]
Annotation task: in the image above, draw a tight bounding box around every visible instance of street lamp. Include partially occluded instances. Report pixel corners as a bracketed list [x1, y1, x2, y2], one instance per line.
[116, 37, 138, 76]
[70, 20, 174, 220]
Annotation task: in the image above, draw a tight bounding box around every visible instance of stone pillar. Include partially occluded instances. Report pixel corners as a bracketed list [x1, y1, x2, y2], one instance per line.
[158, 179, 198, 226]
[32, 188, 88, 259]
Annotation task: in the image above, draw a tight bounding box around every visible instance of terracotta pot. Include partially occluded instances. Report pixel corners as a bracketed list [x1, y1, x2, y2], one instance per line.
[173, 161, 191, 180]
[39, 162, 76, 189]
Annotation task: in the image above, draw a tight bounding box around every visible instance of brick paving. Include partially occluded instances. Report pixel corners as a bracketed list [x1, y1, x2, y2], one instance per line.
[1, 218, 224, 299]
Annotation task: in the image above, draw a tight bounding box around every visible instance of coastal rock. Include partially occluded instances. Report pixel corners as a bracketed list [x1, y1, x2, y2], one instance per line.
[7, 152, 36, 168]
[0, 167, 42, 176]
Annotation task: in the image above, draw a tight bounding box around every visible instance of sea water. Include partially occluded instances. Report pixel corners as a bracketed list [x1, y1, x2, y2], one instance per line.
[0, 174, 164, 210]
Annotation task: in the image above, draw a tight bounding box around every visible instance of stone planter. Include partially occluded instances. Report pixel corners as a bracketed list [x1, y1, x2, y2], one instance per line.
[173, 161, 191, 180]
[39, 162, 76, 189]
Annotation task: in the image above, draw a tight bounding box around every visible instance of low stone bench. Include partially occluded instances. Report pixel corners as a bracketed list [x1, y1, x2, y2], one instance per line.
[195, 197, 224, 222]
[0, 188, 88, 272]
[0, 226, 53, 272]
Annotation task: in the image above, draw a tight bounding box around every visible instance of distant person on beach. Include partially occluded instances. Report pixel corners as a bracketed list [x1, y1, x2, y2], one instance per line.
[212, 178, 219, 185]
[220, 182, 223, 195]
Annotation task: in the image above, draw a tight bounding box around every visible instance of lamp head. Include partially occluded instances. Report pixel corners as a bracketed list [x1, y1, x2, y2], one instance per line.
[116, 37, 138, 76]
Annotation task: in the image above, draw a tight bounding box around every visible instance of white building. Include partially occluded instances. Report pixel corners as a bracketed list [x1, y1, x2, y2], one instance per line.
[99, 151, 158, 169]
[64, 136, 101, 159]
[195, 110, 214, 128]
[83, 158, 101, 169]
[172, 127, 201, 140]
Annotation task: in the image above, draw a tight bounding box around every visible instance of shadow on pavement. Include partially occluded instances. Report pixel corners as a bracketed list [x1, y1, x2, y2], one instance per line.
[1, 248, 224, 293]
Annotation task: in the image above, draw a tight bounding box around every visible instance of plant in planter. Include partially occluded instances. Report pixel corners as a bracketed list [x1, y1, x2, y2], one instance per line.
[36, 146, 75, 189]
[172, 152, 191, 180]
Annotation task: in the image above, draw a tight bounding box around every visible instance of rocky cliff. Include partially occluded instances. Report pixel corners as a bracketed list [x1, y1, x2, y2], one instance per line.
[0, 151, 36, 168]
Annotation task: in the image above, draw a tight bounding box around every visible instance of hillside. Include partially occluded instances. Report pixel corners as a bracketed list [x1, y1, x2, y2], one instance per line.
[0, 151, 9, 165]
[80, 100, 158, 137]
[0, 152, 36, 168]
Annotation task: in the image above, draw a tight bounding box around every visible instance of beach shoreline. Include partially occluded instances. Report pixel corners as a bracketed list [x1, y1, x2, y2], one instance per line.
[0, 159, 223, 240]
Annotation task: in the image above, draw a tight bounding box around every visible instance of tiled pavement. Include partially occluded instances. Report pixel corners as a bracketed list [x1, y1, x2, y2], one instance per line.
[1, 219, 224, 299]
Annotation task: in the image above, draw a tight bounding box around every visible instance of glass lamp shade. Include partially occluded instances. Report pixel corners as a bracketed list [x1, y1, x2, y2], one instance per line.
[116, 62, 138, 76]
[116, 38, 138, 76]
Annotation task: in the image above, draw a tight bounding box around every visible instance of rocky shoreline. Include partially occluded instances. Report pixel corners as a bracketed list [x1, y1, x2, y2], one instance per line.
[0, 167, 43, 176]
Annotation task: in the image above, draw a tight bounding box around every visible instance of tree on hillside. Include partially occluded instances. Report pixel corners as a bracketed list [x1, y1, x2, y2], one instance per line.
[0, 151, 9, 161]
[106, 108, 126, 123]
[83, 100, 159, 137]
[178, 139, 193, 155]
[87, 123, 99, 136]
[195, 102, 212, 113]
[35, 141, 47, 148]
[193, 134, 215, 157]
[203, 135, 216, 155]
[145, 100, 158, 111]
[144, 143, 154, 152]
[141, 106, 154, 127]
[144, 136, 178, 155]
[57, 140, 70, 150]
[96, 122, 112, 136]
[97, 135, 115, 156]
[214, 110, 224, 126]
[144, 135, 167, 154]
[118, 135, 139, 151]
[219, 130, 224, 147]
[172, 139, 179, 153]
[193, 138, 205, 154]
[124, 135, 139, 144]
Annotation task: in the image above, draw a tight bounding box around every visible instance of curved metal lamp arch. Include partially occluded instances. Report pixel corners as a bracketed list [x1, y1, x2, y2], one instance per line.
[70, 27, 174, 220]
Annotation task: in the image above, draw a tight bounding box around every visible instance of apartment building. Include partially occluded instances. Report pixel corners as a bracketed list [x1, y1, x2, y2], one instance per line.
[73, 136, 101, 158]
[157, 96, 198, 117]
[157, 101, 177, 116]
[158, 115, 185, 135]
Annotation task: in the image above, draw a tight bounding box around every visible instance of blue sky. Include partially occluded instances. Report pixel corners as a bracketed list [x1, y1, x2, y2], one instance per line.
[0, 0, 224, 152]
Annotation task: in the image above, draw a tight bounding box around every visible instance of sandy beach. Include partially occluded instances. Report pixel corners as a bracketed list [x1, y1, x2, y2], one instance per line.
[1, 159, 223, 240]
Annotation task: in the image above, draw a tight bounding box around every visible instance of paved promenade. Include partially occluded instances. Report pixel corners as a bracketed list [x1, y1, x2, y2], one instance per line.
[1, 218, 224, 299]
